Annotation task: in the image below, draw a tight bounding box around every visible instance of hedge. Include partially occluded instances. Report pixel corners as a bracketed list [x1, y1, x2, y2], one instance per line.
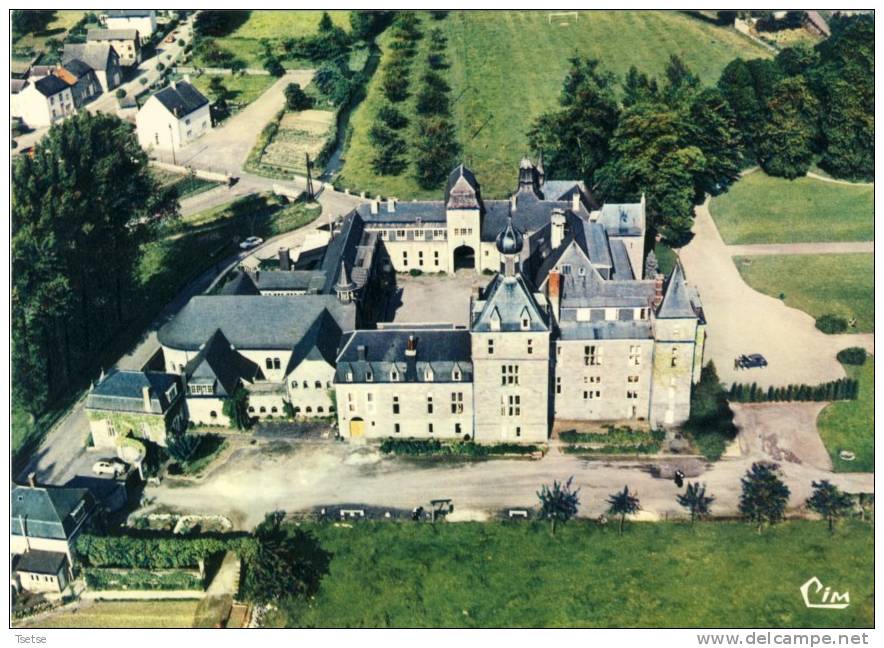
[728, 378, 859, 403]
[562, 442, 662, 455]
[76, 533, 255, 569]
[559, 426, 665, 445]
[379, 438, 540, 457]
[84, 567, 203, 591]
[816, 314, 848, 334]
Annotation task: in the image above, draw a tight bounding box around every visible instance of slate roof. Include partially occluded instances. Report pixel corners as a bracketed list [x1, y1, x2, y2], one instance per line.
[218, 270, 260, 296]
[106, 9, 155, 18]
[88, 28, 139, 41]
[319, 211, 376, 294]
[10, 79, 27, 94]
[85, 370, 181, 415]
[357, 200, 447, 225]
[185, 329, 262, 396]
[287, 310, 342, 373]
[595, 203, 644, 237]
[15, 550, 68, 575]
[158, 295, 356, 351]
[558, 320, 655, 341]
[480, 195, 581, 242]
[609, 239, 635, 281]
[252, 270, 326, 293]
[29, 65, 56, 78]
[63, 43, 116, 73]
[656, 263, 698, 319]
[558, 267, 656, 309]
[152, 81, 209, 118]
[60, 59, 93, 80]
[472, 273, 549, 333]
[445, 164, 482, 209]
[34, 75, 69, 97]
[336, 328, 472, 384]
[11, 485, 94, 541]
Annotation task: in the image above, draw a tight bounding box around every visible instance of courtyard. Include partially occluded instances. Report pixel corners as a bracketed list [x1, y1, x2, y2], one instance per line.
[383, 270, 487, 326]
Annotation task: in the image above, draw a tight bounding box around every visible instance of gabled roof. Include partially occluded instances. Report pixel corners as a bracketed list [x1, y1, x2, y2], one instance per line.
[185, 329, 262, 396]
[88, 28, 139, 41]
[11, 485, 95, 541]
[86, 369, 181, 415]
[60, 59, 93, 80]
[218, 270, 260, 295]
[445, 164, 482, 210]
[657, 262, 698, 319]
[152, 82, 209, 118]
[287, 310, 342, 373]
[15, 550, 68, 575]
[63, 43, 117, 73]
[158, 295, 356, 351]
[34, 74, 69, 97]
[472, 273, 549, 333]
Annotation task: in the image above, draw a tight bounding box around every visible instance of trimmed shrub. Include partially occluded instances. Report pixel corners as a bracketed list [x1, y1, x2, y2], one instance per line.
[836, 347, 867, 365]
[379, 438, 539, 457]
[729, 378, 859, 403]
[816, 314, 848, 334]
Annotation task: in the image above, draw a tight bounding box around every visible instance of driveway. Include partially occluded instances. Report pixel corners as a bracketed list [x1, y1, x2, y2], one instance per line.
[679, 200, 873, 388]
[726, 241, 874, 256]
[173, 70, 315, 173]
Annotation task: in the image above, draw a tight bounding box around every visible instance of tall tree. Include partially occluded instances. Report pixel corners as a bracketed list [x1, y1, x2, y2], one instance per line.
[223, 386, 253, 430]
[677, 482, 715, 524]
[806, 480, 854, 534]
[757, 77, 820, 179]
[528, 57, 620, 187]
[685, 87, 743, 195]
[739, 462, 791, 533]
[413, 117, 460, 189]
[607, 486, 640, 535]
[536, 477, 580, 535]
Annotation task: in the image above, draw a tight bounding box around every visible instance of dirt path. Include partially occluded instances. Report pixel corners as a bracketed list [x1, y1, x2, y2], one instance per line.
[678, 199, 873, 388]
[726, 241, 873, 256]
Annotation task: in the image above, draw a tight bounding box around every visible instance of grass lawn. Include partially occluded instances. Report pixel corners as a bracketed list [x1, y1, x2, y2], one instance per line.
[275, 520, 872, 628]
[173, 434, 229, 476]
[188, 74, 276, 115]
[818, 357, 874, 472]
[13, 10, 87, 53]
[733, 253, 873, 332]
[710, 171, 874, 244]
[338, 10, 771, 199]
[153, 169, 220, 200]
[17, 600, 200, 628]
[654, 241, 677, 276]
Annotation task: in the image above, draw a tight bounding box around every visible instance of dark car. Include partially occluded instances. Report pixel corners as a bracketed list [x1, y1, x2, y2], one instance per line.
[740, 354, 768, 369]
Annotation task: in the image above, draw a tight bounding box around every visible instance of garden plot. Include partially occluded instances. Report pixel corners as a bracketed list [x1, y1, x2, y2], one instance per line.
[260, 110, 335, 173]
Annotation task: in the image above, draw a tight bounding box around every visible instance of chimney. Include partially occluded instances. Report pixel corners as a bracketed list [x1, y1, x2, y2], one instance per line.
[405, 335, 417, 357]
[510, 195, 517, 211]
[572, 192, 581, 212]
[278, 247, 291, 271]
[653, 273, 664, 309]
[370, 197, 379, 215]
[387, 197, 396, 213]
[589, 210, 601, 222]
[27, 472, 37, 488]
[548, 270, 561, 321]
[142, 385, 152, 413]
[357, 345, 367, 361]
[551, 209, 566, 249]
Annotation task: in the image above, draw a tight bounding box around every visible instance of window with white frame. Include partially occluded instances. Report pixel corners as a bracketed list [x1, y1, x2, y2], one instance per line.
[584, 345, 602, 366]
[500, 394, 521, 416]
[527, 338, 534, 354]
[671, 347, 679, 367]
[426, 394, 434, 414]
[366, 392, 376, 413]
[629, 345, 642, 366]
[627, 390, 639, 399]
[451, 392, 464, 414]
[501, 364, 520, 386]
[392, 395, 400, 414]
[347, 393, 356, 413]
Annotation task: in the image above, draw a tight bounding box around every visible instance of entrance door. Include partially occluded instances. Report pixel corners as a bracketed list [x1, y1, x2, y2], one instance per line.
[349, 418, 365, 439]
[453, 245, 475, 271]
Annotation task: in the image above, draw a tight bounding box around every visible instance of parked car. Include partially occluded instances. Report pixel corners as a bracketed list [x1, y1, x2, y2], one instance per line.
[239, 236, 264, 250]
[739, 354, 768, 369]
[164, 34, 175, 43]
[92, 459, 127, 477]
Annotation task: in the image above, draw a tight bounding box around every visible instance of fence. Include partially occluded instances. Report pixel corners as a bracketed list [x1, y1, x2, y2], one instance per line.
[172, 66, 271, 76]
[149, 159, 233, 185]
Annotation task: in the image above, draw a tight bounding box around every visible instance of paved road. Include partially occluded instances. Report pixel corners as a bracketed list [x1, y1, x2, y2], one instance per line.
[679, 199, 873, 389]
[727, 241, 874, 256]
[145, 401, 873, 530]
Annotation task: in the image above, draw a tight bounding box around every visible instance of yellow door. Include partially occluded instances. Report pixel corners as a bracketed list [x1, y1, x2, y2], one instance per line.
[349, 419, 365, 439]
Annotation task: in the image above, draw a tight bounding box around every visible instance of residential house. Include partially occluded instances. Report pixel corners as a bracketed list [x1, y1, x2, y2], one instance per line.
[63, 42, 122, 92]
[11, 75, 75, 128]
[136, 80, 212, 152]
[104, 9, 157, 38]
[87, 28, 142, 66]
[11, 481, 96, 561]
[85, 369, 187, 449]
[12, 550, 70, 595]
[55, 59, 102, 108]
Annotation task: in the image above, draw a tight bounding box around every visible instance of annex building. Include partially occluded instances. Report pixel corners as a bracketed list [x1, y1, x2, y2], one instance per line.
[145, 160, 705, 443]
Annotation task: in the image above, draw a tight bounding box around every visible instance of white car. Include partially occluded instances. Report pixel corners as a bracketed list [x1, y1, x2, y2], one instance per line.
[239, 236, 264, 250]
[92, 459, 127, 477]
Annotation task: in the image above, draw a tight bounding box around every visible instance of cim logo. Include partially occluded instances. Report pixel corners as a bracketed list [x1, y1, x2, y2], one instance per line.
[800, 577, 850, 609]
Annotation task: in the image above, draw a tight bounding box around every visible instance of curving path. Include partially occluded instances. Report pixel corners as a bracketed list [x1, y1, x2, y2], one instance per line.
[726, 241, 873, 256]
[679, 199, 873, 389]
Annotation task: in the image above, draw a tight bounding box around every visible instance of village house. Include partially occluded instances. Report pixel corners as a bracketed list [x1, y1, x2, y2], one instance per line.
[11, 74, 75, 128]
[84, 369, 188, 449]
[12, 550, 71, 596]
[63, 42, 123, 93]
[103, 9, 157, 38]
[55, 59, 102, 108]
[11, 480, 96, 563]
[87, 28, 142, 66]
[136, 80, 212, 152]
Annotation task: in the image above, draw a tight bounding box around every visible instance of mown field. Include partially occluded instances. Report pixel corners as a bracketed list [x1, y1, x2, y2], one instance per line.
[274, 520, 873, 628]
[17, 600, 200, 629]
[338, 10, 772, 199]
[710, 172, 874, 244]
[189, 73, 276, 116]
[733, 253, 874, 333]
[12, 9, 86, 53]
[818, 357, 874, 472]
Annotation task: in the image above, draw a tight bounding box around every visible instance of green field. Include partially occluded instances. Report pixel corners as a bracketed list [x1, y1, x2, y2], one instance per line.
[13, 10, 87, 53]
[189, 74, 276, 114]
[273, 520, 872, 628]
[338, 10, 772, 199]
[195, 10, 350, 70]
[710, 172, 874, 244]
[17, 600, 200, 628]
[733, 253, 873, 332]
[818, 357, 874, 472]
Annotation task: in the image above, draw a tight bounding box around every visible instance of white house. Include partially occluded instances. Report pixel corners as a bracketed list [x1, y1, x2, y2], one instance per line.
[11, 75, 75, 128]
[136, 80, 212, 152]
[104, 9, 157, 37]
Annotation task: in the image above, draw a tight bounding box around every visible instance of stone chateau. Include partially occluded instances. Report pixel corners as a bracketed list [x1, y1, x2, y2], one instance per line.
[85, 159, 706, 448]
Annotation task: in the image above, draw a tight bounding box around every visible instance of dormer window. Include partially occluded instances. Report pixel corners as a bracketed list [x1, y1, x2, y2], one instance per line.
[490, 308, 501, 332]
[346, 371, 353, 382]
[390, 369, 399, 382]
[560, 264, 572, 275]
[452, 368, 461, 381]
[365, 369, 374, 382]
[165, 383, 178, 401]
[424, 367, 434, 382]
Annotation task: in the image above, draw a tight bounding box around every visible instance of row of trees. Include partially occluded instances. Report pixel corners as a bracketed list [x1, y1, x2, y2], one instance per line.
[538, 466, 856, 536]
[728, 378, 860, 403]
[12, 113, 178, 421]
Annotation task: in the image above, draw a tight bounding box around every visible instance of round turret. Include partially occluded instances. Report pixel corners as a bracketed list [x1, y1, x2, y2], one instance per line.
[496, 214, 524, 256]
